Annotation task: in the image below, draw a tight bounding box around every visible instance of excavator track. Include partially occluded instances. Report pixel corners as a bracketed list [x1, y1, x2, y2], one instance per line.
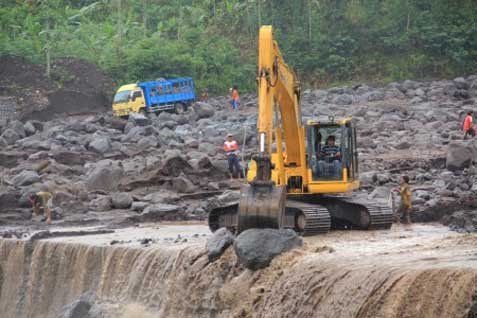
[366, 205, 394, 230]
[300, 206, 331, 236]
[208, 201, 332, 236]
[317, 195, 394, 230]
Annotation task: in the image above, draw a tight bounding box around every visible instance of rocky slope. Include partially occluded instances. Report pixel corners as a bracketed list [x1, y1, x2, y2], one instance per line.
[1, 75, 477, 233]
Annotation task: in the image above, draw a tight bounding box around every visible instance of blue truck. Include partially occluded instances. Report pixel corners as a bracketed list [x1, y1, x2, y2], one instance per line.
[112, 77, 196, 117]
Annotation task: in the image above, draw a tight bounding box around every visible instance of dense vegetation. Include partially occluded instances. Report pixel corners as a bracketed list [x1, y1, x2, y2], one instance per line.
[1, 0, 476, 93]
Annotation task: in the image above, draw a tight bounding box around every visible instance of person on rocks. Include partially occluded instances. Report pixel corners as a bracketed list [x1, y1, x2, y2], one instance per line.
[230, 86, 239, 110]
[223, 133, 243, 180]
[29, 191, 53, 225]
[200, 88, 209, 101]
[463, 111, 475, 140]
[393, 175, 412, 224]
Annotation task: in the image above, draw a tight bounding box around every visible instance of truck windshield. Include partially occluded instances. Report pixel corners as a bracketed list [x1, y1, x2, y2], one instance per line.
[113, 90, 131, 104]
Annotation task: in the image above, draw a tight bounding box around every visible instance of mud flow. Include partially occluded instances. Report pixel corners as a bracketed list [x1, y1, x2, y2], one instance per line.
[0, 223, 476, 318]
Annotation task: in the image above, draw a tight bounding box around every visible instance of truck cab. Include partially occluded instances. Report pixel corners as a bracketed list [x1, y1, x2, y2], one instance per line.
[112, 84, 145, 117]
[112, 77, 196, 117]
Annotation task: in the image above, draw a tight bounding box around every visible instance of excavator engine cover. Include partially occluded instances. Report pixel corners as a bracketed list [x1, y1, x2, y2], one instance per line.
[237, 183, 286, 233]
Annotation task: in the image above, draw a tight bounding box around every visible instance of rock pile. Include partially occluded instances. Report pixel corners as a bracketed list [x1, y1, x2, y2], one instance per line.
[0, 75, 476, 231]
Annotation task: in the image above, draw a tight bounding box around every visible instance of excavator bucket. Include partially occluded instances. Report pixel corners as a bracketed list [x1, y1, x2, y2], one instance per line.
[237, 183, 287, 233]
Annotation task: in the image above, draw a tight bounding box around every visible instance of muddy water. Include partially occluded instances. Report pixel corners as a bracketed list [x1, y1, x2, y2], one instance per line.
[0, 224, 476, 318]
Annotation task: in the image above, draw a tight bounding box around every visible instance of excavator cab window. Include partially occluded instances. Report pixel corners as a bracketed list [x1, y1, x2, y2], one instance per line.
[307, 124, 349, 181]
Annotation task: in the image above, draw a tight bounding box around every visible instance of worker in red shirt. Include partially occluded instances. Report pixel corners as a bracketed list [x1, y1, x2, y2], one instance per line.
[230, 86, 239, 110]
[223, 133, 243, 180]
[463, 111, 475, 140]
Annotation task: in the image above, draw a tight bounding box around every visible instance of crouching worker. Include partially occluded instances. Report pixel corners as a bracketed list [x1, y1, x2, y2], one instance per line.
[29, 191, 53, 225]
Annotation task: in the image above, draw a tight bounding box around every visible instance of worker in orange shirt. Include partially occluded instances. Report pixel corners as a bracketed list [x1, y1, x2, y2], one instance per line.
[463, 111, 475, 140]
[223, 133, 243, 180]
[230, 85, 239, 110]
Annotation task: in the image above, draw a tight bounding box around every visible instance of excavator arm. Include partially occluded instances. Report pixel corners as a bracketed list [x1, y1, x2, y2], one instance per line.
[256, 26, 307, 186]
[235, 26, 309, 233]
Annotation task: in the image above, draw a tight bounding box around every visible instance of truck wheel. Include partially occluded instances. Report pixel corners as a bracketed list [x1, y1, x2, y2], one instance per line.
[174, 103, 185, 114]
[139, 108, 148, 117]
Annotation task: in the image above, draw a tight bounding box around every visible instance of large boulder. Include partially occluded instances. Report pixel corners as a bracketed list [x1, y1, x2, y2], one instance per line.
[88, 196, 112, 211]
[159, 152, 192, 177]
[171, 175, 196, 193]
[58, 292, 94, 318]
[140, 204, 180, 221]
[446, 143, 473, 171]
[111, 192, 133, 209]
[0, 190, 21, 211]
[10, 170, 40, 186]
[206, 228, 234, 262]
[195, 102, 215, 119]
[332, 94, 353, 105]
[85, 160, 124, 191]
[234, 228, 303, 270]
[23, 121, 36, 136]
[51, 151, 86, 166]
[1, 129, 21, 145]
[89, 136, 111, 154]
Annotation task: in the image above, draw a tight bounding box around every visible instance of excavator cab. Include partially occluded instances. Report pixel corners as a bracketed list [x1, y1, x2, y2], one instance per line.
[307, 118, 358, 183]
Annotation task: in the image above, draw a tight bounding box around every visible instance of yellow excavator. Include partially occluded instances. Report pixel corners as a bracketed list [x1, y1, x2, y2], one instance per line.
[209, 26, 393, 235]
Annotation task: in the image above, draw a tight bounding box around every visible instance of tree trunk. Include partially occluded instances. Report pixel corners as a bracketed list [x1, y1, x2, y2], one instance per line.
[308, 0, 312, 41]
[142, 0, 148, 35]
[116, 0, 122, 58]
[45, 5, 51, 79]
[258, 0, 261, 27]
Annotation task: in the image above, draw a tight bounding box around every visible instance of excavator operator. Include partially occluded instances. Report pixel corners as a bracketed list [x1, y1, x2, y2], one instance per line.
[317, 135, 342, 178]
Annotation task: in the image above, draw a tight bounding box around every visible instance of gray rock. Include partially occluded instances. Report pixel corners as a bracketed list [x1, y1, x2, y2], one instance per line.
[131, 201, 148, 212]
[172, 175, 196, 193]
[11, 170, 40, 186]
[137, 135, 158, 150]
[395, 141, 411, 150]
[218, 190, 240, 204]
[89, 196, 112, 211]
[141, 204, 180, 221]
[85, 160, 124, 191]
[454, 77, 468, 90]
[8, 120, 26, 138]
[128, 112, 151, 126]
[446, 143, 472, 171]
[207, 227, 234, 262]
[23, 121, 36, 136]
[58, 292, 94, 318]
[364, 90, 385, 102]
[1, 129, 20, 145]
[89, 136, 111, 154]
[0, 190, 21, 211]
[51, 151, 86, 166]
[0, 136, 7, 148]
[333, 94, 353, 105]
[234, 228, 303, 270]
[111, 192, 133, 209]
[195, 102, 215, 119]
[198, 142, 217, 156]
[159, 153, 192, 176]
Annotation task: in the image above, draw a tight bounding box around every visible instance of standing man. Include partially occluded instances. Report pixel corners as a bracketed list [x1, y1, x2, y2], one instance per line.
[223, 133, 242, 180]
[393, 176, 412, 224]
[29, 191, 53, 225]
[230, 86, 239, 110]
[463, 111, 475, 140]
